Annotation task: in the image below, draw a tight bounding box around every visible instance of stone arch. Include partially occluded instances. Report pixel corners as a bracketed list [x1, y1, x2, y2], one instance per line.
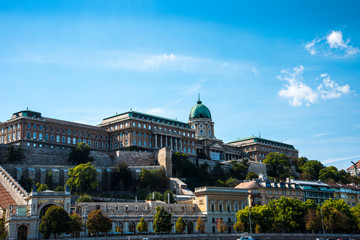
[17, 224, 28, 240]
[38, 202, 62, 218]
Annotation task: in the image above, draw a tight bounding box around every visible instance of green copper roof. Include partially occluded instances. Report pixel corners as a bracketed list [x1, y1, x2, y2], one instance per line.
[189, 99, 212, 120]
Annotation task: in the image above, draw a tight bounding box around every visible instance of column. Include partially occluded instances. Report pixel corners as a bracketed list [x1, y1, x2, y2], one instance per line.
[160, 135, 163, 148]
[180, 140, 182, 152]
[170, 137, 173, 149]
[155, 134, 158, 148]
[165, 136, 168, 148]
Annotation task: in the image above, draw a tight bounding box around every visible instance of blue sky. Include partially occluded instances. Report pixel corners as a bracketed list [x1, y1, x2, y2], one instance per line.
[1, 0, 359, 170]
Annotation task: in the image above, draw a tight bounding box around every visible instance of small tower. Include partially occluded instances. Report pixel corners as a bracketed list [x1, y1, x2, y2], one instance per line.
[188, 95, 215, 139]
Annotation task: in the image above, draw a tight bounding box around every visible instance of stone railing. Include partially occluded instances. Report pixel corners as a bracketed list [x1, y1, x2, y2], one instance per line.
[4, 204, 31, 219]
[0, 165, 28, 204]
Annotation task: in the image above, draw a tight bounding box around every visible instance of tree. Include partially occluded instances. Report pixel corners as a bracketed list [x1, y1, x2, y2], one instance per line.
[319, 166, 339, 183]
[146, 191, 164, 201]
[246, 171, 259, 180]
[76, 194, 93, 202]
[321, 199, 353, 233]
[300, 160, 324, 180]
[196, 216, 205, 233]
[4, 145, 25, 164]
[263, 153, 293, 180]
[351, 204, 360, 232]
[138, 169, 167, 190]
[68, 142, 94, 165]
[54, 185, 64, 191]
[69, 213, 83, 237]
[137, 217, 148, 233]
[0, 217, 7, 240]
[212, 162, 225, 181]
[36, 183, 49, 192]
[39, 205, 71, 239]
[153, 206, 173, 234]
[163, 190, 175, 203]
[216, 218, 227, 233]
[175, 217, 186, 233]
[66, 162, 97, 192]
[111, 162, 135, 190]
[230, 160, 249, 180]
[86, 209, 112, 236]
[233, 221, 244, 233]
[305, 209, 321, 233]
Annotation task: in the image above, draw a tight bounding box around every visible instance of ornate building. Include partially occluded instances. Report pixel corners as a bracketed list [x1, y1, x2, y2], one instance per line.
[0, 97, 298, 162]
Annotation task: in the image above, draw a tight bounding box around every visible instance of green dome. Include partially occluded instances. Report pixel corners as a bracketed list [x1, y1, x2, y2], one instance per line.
[189, 100, 212, 120]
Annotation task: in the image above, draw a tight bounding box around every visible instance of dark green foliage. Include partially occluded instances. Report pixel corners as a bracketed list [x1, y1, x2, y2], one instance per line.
[36, 183, 49, 192]
[66, 162, 97, 193]
[68, 142, 94, 165]
[39, 205, 71, 239]
[214, 177, 239, 187]
[321, 199, 354, 233]
[163, 190, 175, 203]
[146, 191, 164, 201]
[299, 160, 325, 180]
[0, 217, 7, 240]
[137, 217, 148, 233]
[153, 206, 173, 234]
[138, 168, 167, 190]
[46, 171, 53, 189]
[86, 209, 112, 236]
[246, 171, 259, 180]
[4, 145, 25, 164]
[19, 175, 34, 192]
[319, 166, 340, 183]
[230, 160, 249, 180]
[76, 194, 93, 202]
[69, 213, 83, 236]
[54, 185, 64, 191]
[263, 153, 293, 180]
[111, 162, 135, 190]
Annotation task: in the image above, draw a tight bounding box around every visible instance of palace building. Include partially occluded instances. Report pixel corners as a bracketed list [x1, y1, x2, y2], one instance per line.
[0, 98, 298, 162]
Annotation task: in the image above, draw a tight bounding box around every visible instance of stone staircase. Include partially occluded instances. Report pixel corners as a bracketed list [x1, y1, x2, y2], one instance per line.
[0, 165, 28, 208]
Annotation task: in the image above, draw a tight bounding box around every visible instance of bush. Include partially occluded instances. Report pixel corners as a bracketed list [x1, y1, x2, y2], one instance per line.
[76, 194, 93, 203]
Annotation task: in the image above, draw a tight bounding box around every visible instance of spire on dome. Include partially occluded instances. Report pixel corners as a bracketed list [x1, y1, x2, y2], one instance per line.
[197, 92, 202, 104]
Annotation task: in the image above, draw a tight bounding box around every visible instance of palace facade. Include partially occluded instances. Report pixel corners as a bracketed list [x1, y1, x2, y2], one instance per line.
[0, 98, 298, 162]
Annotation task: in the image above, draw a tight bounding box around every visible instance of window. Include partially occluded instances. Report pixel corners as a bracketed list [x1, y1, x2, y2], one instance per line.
[33, 124, 37, 130]
[45, 134, 49, 141]
[27, 124, 31, 129]
[39, 133, 43, 140]
[39, 125, 43, 130]
[51, 135, 54, 142]
[88, 140, 91, 147]
[73, 138, 76, 144]
[67, 137, 71, 144]
[62, 136, 65, 143]
[56, 135, 60, 142]
[68, 130, 71, 134]
[33, 132, 37, 139]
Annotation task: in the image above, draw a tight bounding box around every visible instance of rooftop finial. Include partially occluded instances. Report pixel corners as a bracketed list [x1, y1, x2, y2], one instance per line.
[26, 107, 28, 110]
[197, 93, 202, 104]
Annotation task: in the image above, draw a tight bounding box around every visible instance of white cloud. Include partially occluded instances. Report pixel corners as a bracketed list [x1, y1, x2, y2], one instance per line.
[251, 66, 258, 74]
[278, 65, 318, 106]
[278, 65, 351, 106]
[314, 133, 329, 137]
[322, 154, 360, 164]
[305, 30, 360, 57]
[317, 75, 351, 100]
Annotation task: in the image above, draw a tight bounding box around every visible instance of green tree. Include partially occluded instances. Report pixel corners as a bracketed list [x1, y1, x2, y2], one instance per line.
[321, 199, 354, 233]
[175, 217, 186, 233]
[305, 209, 321, 233]
[137, 217, 148, 233]
[66, 162, 97, 192]
[0, 217, 7, 240]
[138, 169, 167, 190]
[300, 160, 324, 180]
[246, 171, 259, 180]
[68, 142, 94, 165]
[163, 190, 175, 203]
[153, 206, 173, 234]
[319, 166, 339, 183]
[36, 183, 49, 192]
[54, 185, 64, 191]
[76, 194, 93, 202]
[146, 191, 164, 201]
[230, 160, 249, 180]
[196, 216, 205, 233]
[4, 145, 25, 164]
[216, 218, 227, 233]
[39, 205, 71, 239]
[212, 162, 225, 181]
[86, 209, 112, 236]
[263, 153, 293, 180]
[69, 213, 83, 237]
[351, 204, 360, 232]
[111, 162, 134, 190]
[233, 221, 244, 233]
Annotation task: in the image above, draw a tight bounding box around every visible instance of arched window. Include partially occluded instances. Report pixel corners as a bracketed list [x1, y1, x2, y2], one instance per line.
[128, 221, 136, 233]
[116, 222, 123, 233]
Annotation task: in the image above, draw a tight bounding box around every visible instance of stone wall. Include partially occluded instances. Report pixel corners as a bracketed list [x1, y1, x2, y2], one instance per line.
[114, 150, 156, 166]
[248, 162, 268, 175]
